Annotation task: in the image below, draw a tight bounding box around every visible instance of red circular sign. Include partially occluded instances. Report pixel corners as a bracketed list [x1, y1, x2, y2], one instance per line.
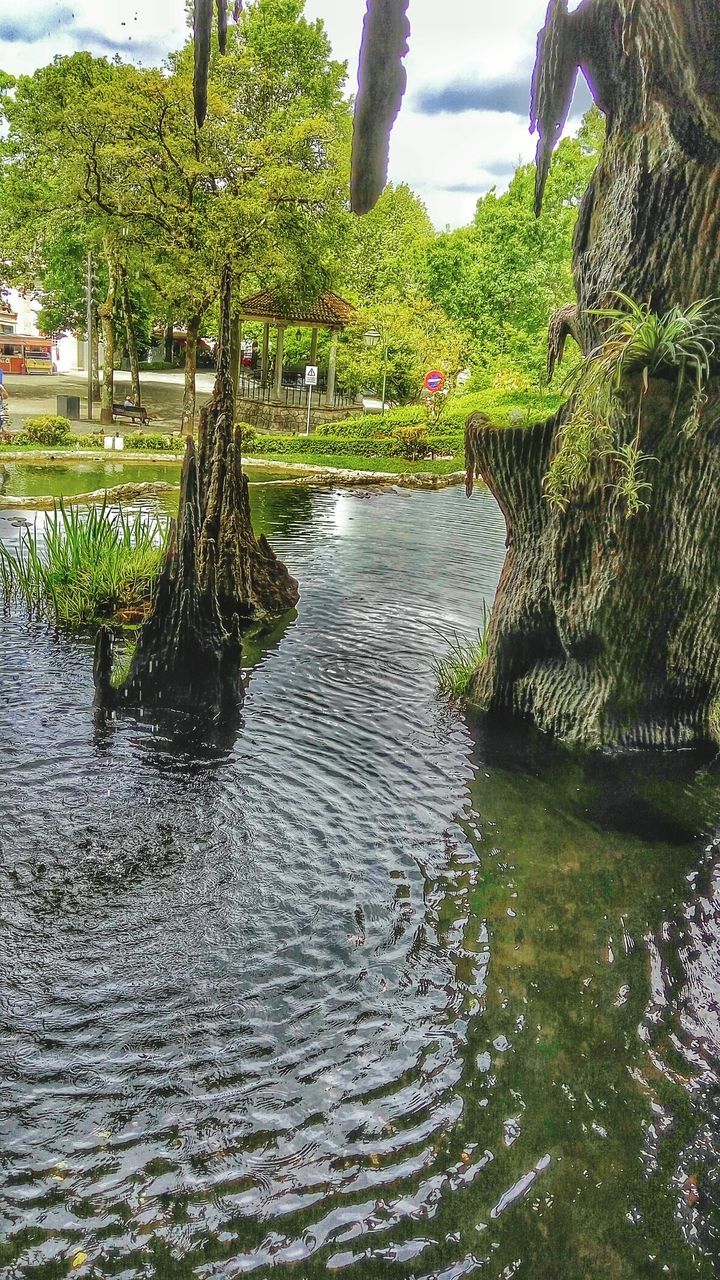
[424, 370, 445, 393]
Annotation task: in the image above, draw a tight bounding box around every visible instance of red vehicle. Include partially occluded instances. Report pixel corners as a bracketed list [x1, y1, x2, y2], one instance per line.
[0, 335, 56, 375]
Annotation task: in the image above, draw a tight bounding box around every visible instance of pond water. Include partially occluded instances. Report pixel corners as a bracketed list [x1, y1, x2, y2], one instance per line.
[0, 476, 719, 1279]
[0, 459, 300, 500]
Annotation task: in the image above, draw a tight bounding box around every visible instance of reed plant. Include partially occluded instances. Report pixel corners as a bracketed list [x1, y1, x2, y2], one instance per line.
[433, 603, 491, 699]
[0, 501, 168, 628]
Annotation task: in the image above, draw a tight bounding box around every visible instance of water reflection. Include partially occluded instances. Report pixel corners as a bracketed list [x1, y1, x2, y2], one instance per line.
[0, 481, 718, 1279]
[93, 610, 298, 763]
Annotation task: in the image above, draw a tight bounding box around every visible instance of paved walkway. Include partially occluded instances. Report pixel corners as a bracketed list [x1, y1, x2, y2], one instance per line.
[1, 369, 216, 434]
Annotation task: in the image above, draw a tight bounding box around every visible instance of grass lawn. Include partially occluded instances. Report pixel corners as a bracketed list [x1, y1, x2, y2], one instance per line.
[246, 451, 465, 476]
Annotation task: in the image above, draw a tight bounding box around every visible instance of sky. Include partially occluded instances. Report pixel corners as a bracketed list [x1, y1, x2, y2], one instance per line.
[0, 0, 592, 228]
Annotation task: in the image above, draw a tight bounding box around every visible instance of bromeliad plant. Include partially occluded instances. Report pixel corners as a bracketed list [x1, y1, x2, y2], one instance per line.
[0, 501, 168, 628]
[545, 294, 720, 516]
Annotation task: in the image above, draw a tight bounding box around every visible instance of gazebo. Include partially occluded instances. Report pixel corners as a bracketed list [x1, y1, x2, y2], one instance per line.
[236, 288, 354, 404]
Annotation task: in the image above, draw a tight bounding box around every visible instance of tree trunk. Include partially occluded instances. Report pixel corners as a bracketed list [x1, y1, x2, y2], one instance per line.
[163, 314, 174, 365]
[181, 314, 201, 436]
[120, 267, 141, 404]
[94, 265, 299, 719]
[91, 306, 101, 403]
[229, 312, 241, 410]
[464, 0, 720, 749]
[98, 245, 119, 426]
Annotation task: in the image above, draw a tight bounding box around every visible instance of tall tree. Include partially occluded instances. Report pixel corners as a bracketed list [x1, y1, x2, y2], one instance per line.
[426, 110, 603, 386]
[356, 0, 720, 751]
[1, 0, 350, 431]
[340, 181, 434, 305]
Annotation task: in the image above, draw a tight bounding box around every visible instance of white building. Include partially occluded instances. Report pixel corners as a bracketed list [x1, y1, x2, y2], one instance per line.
[2, 287, 85, 373]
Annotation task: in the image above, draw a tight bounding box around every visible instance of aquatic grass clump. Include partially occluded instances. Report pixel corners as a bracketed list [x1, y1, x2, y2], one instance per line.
[546, 294, 720, 516]
[433, 604, 490, 699]
[0, 501, 168, 628]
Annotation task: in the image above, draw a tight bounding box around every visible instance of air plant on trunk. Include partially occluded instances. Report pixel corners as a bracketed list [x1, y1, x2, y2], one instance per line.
[545, 295, 720, 516]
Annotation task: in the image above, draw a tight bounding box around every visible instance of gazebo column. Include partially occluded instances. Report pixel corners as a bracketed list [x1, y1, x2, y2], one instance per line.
[261, 322, 270, 383]
[309, 327, 318, 365]
[273, 325, 285, 400]
[326, 331, 339, 404]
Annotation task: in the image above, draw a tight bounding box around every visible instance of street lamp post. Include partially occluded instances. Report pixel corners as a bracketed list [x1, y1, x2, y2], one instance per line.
[364, 325, 388, 416]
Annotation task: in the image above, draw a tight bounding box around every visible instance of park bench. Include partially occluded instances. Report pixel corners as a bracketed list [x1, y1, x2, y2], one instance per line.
[112, 403, 150, 426]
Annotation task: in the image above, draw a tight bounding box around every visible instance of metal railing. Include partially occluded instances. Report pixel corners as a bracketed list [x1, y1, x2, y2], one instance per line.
[237, 375, 356, 410]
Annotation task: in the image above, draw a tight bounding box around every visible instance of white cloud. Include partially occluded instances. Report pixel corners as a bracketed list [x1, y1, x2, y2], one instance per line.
[0, 0, 187, 75]
[305, 0, 557, 227]
[0, 0, 584, 228]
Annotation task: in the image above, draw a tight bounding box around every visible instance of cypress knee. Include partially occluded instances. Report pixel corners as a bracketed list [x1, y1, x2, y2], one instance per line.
[94, 265, 298, 718]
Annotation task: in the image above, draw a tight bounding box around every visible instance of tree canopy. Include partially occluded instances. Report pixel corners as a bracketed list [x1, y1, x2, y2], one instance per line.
[0, 0, 604, 411]
[426, 109, 604, 388]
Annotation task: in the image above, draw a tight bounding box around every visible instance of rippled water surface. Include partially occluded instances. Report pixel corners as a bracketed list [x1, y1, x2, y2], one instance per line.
[1, 476, 719, 1279]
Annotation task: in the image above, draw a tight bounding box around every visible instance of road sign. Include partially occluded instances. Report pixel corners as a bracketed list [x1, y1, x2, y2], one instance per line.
[424, 370, 445, 393]
[305, 365, 318, 387]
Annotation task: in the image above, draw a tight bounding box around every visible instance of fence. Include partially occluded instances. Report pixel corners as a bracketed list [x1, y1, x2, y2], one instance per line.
[238, 375, 356, 411]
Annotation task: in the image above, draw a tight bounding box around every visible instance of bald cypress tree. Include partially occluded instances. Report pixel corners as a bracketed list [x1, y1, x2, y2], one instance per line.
[352, 0, 720, 748]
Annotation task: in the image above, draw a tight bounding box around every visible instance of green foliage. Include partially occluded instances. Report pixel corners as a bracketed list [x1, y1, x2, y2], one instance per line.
[243, 429, 460, 460]
[337, 299, 468, 402]
[314, 406, 424, 437]
[244, 433, 402, 458]
[339, 182, 434, 304]
[546, 295, 720, 516]
[426, 109, 604, 387]
[236, 423, 258, 449]
[0, 1, 351, 371]
[17, 415, 72, 447]
[0, 502, 167, 627]
[433, 604, 491, 699]
[124, 432, 185, 452]
[110, 639, 137, 689]
[392, 424, 431, 460]
[315, 389, 561, 438]
[72, 434, 107, 449]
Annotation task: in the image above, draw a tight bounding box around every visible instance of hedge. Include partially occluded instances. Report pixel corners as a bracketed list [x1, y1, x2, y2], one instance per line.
[313, 390, 562, 440]
[243, 431, 464, 460]
[16, 415, 73, 447]
[124, 432, 184, 452]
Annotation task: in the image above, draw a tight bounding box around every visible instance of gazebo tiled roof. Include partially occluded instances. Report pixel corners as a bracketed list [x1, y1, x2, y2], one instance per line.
[237, 289, 354, 330]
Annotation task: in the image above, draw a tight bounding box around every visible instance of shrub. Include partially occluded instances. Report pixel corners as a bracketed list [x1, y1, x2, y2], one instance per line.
[242, 428, 464, 462]
[124, 432, 184, 452]
[243, 433, 397, 458]
[17, 415, 72, 447]
[236, 422, 258, 449]
[314, 406, 424, 440]
[73, 433, 105, 449]
[392, 424, 431, 460]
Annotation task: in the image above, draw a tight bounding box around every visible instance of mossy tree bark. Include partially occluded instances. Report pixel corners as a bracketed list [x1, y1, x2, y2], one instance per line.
[181, 313, 201, 437]
[120, 267, 142, 405]
[461, 0, 720, 749]
[94, 265, 299, 719]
